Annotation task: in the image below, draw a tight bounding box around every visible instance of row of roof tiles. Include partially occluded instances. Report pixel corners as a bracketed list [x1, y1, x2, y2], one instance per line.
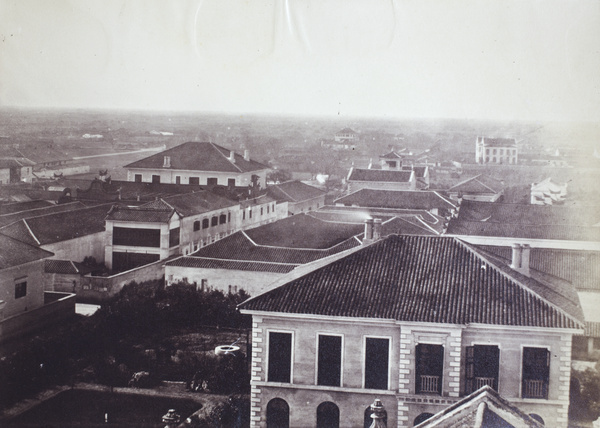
[334, 189, 456, 211]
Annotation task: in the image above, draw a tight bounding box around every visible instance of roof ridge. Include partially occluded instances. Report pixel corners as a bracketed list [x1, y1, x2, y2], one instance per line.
[456, 239, 584, 329]
[22, 219, 41, 245]
[178, 256, 300, 267]
[271, 183, 297, 202]
[474, 178, 500, 193]
[211, 142, 243, 173]
[414, 216, 441, 235]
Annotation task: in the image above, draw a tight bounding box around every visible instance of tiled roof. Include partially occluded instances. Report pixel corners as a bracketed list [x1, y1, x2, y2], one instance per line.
[334, 189, 456, 211]
[457, 200, 600, 226]
[336, 128, 357, 134]
[142, 191, 237, 217]
[0, 204, 112, 246]
[166, 256, 298, 274]
[448, 175, 504, 194]
[415, 386, 543, 428]
[381, 216, 441, 236]
[475, 246, 600, 291]
[124, 142, 268, 173]
[380, 151, 403, 159]
[348, 168, 413, 183]
[479, 137, 517, 147]
[266, 181, 325, 204]
[0, 158, 36, 168]
[44, 259, 93, 275]
[191, 230, 360, 265]
[0, 202, 87, 227]
[0, 142, 72, 164]
[240, 235, 583, 329]
[239, 194, 276, 209]
[446, 219, 600, 242]
[0, 233, 53, 269]
[0, 200, 54, 214]
[106, 205, 176, 223]
[244, 214, 363, 249]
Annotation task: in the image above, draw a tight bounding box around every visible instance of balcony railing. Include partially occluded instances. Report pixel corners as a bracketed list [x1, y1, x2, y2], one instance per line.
[475, 377, 496, 390]
[419, 375, 440, 394]
[523, 379, 547, 399]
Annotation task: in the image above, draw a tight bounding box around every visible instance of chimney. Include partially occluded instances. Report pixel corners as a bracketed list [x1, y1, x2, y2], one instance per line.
[373, 218, 382, 240]
[163, 156, 171, 168]
[520, 244, 531, 276]
[510, 244, 522, 269]
[228, 150, 236, 163]
[364, 218, 374, 241]
[510, 243, 530, 276]
[244, 149, 250, 161]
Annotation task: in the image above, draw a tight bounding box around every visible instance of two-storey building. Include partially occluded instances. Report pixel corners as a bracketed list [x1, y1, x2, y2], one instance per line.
[239, 235, 584, 428]
[475, 137, 518, 165]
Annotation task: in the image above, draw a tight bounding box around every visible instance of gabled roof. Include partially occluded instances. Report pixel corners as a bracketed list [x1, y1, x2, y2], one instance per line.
[141, 191, 237, 217]
[166, 256, 298, 274]
[334, 189, 456, 211]
[456, 200, 600, 226]
[190, 230, 360, 265]
[0, 233, 54, 269]
[336, 127, 357, 134]
[0, 202, 88, 227]
[105, 205, 176, 223]
[478, 137, 517, 147]
[0, 142, 73, 164]
[124, 142, 268, 173]
[446, 219, 600, 242]
[348, 168, 413, 183]
[0, 200, 54, 215]
[381, 216, 442, 236]
[447, 174, 504, 194]
[44, 259, 93, 275]
[0, 158, 36, 168]
[0, 204, 112, 246]
[266, 181, 325, 204]
[240, 235, 583, 330]
[380, 151, 403, 159]
[415, 386, 543, 428]
[403, 165, 428, 178]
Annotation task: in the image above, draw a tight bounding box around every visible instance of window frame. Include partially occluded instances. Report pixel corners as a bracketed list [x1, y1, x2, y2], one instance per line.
[521, 346, 550, 399]
[316, 333, 344, 387]
[267, 330, 294, 384]
[14, 279, 27, 299]
[363, 335, 391, 390]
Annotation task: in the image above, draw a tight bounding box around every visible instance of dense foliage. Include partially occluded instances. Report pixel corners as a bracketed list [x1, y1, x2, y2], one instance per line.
[0, 280, 251, 409]
[570, 367, 600, 423]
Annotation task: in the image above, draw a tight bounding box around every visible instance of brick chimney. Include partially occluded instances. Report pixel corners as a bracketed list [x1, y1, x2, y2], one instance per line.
[244, 149, 250, 161]
[364, 218, 374, 241]
[228, 150, 236, 163]
[163, 156, 171, 168]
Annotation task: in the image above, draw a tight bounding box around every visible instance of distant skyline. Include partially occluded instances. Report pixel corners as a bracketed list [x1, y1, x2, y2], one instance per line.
[1, 0, 599, 122]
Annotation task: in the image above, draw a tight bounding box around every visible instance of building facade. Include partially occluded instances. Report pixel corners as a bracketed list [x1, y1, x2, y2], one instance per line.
[475, 137, 518, 165]
[239, 235, 583, 428]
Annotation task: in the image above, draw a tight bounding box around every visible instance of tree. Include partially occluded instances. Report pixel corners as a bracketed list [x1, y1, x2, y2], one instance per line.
[570, 368, 600, 423]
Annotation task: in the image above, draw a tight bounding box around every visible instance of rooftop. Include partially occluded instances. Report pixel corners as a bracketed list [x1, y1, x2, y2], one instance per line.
[240, 235, 583, 330]
[334, 189, 456, 211]
[0, 204, 112, 246]
[0, 233, 54, 270]
[124, 141, 269, 173]
[142, 190, 237, 217]
[348, 168, 414, 183]
[0, 200, 54, 215]
[0, 202, 89, 227]
[44, 259, 93, 275]
[478, 137, 517, 147]
[447, 174, 505, 194]
[266, 180, 325, 204]
[165, 256, 298, 274]
[105, 205, 176, 223]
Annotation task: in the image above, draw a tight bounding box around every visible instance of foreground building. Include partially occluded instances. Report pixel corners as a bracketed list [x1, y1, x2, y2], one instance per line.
[239, 235, 583, 428]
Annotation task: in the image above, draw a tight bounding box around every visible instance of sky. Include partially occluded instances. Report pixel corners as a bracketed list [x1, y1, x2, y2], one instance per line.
[1, 0, 599, 122]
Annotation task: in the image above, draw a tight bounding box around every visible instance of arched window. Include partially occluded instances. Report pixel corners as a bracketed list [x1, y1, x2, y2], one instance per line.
[202, 218, 209, 229]
[211, 216, 218, 227]
[317, 402, 339, 428]
[414, 413, 434, 425]
[364, 405, 387, 428]
[529, 413, 545, 425]
[267, 398, 289, 428]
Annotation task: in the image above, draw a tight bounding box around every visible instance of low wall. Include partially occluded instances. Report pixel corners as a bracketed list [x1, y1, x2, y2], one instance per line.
[0, 292, 76, 344]
[78, 259, 165, 302]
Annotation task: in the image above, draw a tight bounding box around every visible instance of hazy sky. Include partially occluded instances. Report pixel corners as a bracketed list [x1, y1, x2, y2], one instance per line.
[1, 0, 599, 121]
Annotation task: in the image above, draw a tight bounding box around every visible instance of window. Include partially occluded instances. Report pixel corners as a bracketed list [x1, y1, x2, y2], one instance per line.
[189, 177, 200, 185]
[416, 344, 443, 394]
[219, 214, 227, 224]
[267, 399, 289, 428]
[134, 174, 142, 182]
[317, 402, 339, 428]
[268, 332, 292, 383]
[242, 210, 246, 220]
[207, 177, 218, 186]
[249, 209, 252, 219]
[465, 345, 500, 393]
[211, 216, 218, 227]
[15, 280, 27, 299]
[151, 174, 160, 184]
[169, 227, 180, 247]
[202, 218, 209, 229]
[228, 178, 236, 188]
[175, 176, 181, 184]
[267, 205, 270, 214]
[193, 221, 200, 231]
[113, 227, 160, 247]
[318, 334, 342, 386]
[522, 347, 550, 399]
[228, 212, 231, 223]
[365, 338, 389, 390]
[261, 207, 264, 216]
